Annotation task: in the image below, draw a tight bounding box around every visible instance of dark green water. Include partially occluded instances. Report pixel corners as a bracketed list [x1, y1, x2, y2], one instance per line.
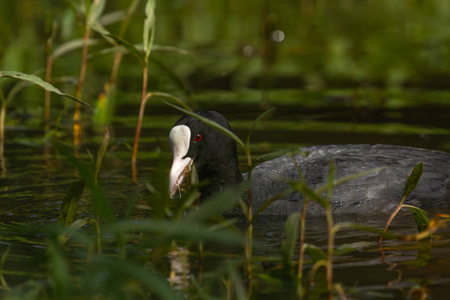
[1, 90, 450, 298]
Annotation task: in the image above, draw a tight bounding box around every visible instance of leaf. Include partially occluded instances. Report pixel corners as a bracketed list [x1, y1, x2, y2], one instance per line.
[290, 181, 328, 208]
[326, 160, 336, 200]
[402, 162, 424, 199]
[52, 39, 102, 60]
[0, 71, 91, 107]
[47, 242, 70, 299]
[164, 101, 246, 153]
[90, 22, 145, 65]
[146, 92, 192, 111]
[58, 218, 92, 246]
[58, 179, 85, 226]
[304, 244, 327, 263]
[4, 73, 36, 104]
[93, 83, 115, 130]
[379, 163, 424, 244]
[246, 107, 276, 148]
[282, 212, 301, 267]
[94, 257, 185, 300]
[143, 0, 156, 57]
[256, 147, 308, 162]
[403, 204, 430, 233]
[182, 186, 244, 224]
[111, 219, 242, 245]
[334, 241, 374, 256]
[316, 167, 386, 194]
[87, 0, 106, 26]
[89, 17, 145, 65]
[256, 188, 293, 215]
[94, 127, 110, 186]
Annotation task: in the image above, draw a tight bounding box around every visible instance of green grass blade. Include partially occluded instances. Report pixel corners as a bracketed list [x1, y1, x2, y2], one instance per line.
[256, 147, 308, 162]
[256, 188, 293, 215]
[58, 179, 85, 226]
[291, 181, 328, 208]
[87, 0, 106, 26]
[304, 243, 327, 263]
[0, 71, 91, 107]
[403, 204, 430, 232]
[402, 162, 424, 199]
[149, 92, 192, 111]
[47, 242, 70, 299]
[89, 19, 145, 65]
[94, 257, 185, 300]
[94, 127, 110, 186]
[246, 106, 276, 148]
[4, 73, 35, 104]
[104, 31, 145, 65]
[111, 219, 242, 245]
[315, 167, 386, 194]
[183, 186, 243, 223]
[282, 212, 301, 268]
[51, 39, 102, 60]
[164, 101, 247, 152]
[143, 0, 156, 57]
[334, 241, 374, 256]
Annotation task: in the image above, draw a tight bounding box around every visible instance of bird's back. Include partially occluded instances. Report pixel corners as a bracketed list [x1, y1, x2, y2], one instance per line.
[249, 144, 450, 216]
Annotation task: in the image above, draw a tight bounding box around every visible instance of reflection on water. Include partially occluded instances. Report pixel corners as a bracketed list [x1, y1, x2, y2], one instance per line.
[1, 96, 450, 298]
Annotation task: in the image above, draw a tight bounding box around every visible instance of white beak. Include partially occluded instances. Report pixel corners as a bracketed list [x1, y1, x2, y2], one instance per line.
[169, 125, 193, 198]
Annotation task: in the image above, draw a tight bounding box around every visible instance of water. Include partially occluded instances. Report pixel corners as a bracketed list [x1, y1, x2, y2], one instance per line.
[1, 90, 450, 299]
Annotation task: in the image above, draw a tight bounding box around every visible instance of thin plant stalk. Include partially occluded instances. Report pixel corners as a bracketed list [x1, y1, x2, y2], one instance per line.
[291, 158, 307, 293]
[0, 245, 11, 291]
[131, 62, 148, 163]
[326, 210, 335, 300]
[379, 162, 424, 245]
[245, 160, 253, 295]
[73, 24, 91, 149]
[297, 198, 308, 298]
[325, 164, 336, 300]
[131, 0, 155, 179]
[131, 91, 189, 181]
[0, 92, 5, 159]
[44, 22, 57, 132]
[109, 51, 123, 85]
[242, 107, 274, 294]
[307, 260, 328, 296]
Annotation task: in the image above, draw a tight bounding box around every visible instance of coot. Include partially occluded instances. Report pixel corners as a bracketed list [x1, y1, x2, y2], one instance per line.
[169, 111, 450, 216]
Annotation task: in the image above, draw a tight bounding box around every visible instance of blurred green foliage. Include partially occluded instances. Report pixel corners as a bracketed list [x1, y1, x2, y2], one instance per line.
[0, 1, 448, 298]
[2, 0, 450, 110]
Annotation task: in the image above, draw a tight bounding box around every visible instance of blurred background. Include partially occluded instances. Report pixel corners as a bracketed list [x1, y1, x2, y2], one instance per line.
[1, 0, 450, 156]
[1, 2, 450, 298]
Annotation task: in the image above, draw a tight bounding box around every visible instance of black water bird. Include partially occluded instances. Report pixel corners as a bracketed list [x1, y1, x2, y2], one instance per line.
[169, 111, 450, 216]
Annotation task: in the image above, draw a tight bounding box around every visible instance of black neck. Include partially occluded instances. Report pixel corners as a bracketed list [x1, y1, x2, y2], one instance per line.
[198, 162, 242, 200]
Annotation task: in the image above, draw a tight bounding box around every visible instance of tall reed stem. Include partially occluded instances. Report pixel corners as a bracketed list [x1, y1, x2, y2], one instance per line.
[44, 56, 53, 132]
[44, 22, 56, 132]
[131, 63, 148, 180]
[0, 99, 5, 158]
[326, 209, 335, 300]
[245, 155, 253, 295]
[73, 24, 91, 149]
[297, 199, 308, 299]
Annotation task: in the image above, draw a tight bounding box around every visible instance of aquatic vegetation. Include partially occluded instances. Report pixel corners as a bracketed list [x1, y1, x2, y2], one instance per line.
[0, 0, 449, 299]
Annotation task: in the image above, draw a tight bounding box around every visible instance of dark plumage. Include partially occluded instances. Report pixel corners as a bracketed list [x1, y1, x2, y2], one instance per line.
[169, 111, 242, 200]
[169, 111, 450, 216]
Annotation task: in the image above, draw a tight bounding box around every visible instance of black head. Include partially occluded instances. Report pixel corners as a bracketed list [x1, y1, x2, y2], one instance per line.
[169, 111, 242, 199]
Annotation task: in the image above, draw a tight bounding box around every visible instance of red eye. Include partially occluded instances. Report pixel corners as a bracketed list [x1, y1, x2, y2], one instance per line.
[194, 134, 202, 142]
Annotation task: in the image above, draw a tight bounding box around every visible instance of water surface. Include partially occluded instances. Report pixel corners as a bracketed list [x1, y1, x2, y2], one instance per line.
[1, 90, 450, 298]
